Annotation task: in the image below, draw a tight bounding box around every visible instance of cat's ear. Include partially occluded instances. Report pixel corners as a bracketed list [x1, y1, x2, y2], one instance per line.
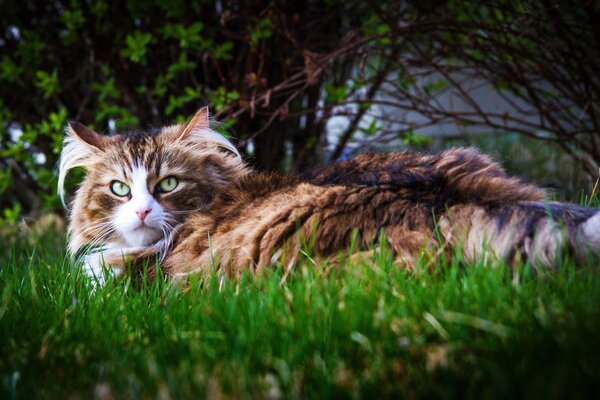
[67, 121, 107, 149]
[174, 106, 241, 158]
[177, 106, 210, 141]
[58, 122, 109, 207]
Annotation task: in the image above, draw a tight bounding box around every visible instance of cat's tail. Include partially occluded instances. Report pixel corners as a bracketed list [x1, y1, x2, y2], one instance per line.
[578, 210, 600, 256]
[439, 201, 600, 268]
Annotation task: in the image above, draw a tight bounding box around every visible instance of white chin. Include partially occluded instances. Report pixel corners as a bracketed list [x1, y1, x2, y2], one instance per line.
[124, 227, 163, 247]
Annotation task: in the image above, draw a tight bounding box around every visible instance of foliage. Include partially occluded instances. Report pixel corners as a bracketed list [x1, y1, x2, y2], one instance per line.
[367, 0, 600, 175]
[0, 0, 375, 218]
[1, 232, 600, 398]
[1, 0, 599, 220]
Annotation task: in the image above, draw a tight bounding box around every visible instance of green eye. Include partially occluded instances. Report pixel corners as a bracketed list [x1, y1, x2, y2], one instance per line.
[110, 180, 131, 197]
[157, 176, 178, 193]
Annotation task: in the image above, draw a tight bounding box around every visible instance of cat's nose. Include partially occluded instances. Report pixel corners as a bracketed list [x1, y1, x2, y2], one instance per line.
[136, 208, 152, 221]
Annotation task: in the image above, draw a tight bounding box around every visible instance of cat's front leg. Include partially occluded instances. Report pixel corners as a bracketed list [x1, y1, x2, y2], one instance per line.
[81, 241, 166, 286]
[81, 246, 126, 287]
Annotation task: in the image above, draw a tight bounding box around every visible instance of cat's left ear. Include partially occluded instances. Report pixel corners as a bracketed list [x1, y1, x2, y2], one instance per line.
[174, 106, 241, 157]
[67, 121, 108, 150]
[178, 106, 209, 139]
[177, 106, 210, 141]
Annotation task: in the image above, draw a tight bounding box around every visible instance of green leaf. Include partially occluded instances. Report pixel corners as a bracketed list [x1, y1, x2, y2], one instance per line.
[166, 86, 201, 115]
[0, 168, 13, 194]
[249, 18, 273, 49]
[325, 83, 348, 103]
[62, 10, 85, 31]
[423, 79, 449, 94]
[207, 86, 241, 111]
[34, 69, 59, 99]
[214, 41, 234, 61]
[166, 53, 197, 79]
[92, 77, 120, 102]
[121, 31, 153, 64]
[0, 57, 21, 82]
[357, 119, 381, 137]
[91, 1, 108, 17]
[2, 203, 21, 225]
[163, 22, 204, 49]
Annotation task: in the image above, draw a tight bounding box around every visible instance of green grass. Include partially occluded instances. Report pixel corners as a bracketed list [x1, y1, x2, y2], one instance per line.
[1, 231, 600, 399]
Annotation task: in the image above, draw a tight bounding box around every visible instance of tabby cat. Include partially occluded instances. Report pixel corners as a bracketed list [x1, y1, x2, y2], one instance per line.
[59, 107, 600, 284]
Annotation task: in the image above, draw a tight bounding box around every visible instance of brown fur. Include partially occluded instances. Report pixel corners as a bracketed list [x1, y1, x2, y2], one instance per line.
[161, 148, 600, 280]
[61, 114, 600, 284]
[63, 123, 246, 256]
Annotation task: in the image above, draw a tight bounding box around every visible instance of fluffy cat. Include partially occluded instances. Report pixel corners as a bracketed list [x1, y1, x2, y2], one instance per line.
[59, 107, 600, 285]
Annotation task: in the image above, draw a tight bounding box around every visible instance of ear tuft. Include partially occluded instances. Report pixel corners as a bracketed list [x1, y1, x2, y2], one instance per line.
[174, 106, 241, 158]
[178, 106, 210, 140]
[68, 121, 106, 149]
[58, 122, 108, 208]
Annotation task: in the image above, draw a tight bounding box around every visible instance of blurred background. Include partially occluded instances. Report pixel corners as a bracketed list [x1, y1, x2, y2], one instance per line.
[1, 0, 599, 229]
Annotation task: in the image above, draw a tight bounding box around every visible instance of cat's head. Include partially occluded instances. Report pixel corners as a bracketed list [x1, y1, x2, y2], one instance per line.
[59, 107, 247, 256]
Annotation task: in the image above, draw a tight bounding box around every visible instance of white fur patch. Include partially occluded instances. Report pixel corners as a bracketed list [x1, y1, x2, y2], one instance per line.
[114, 164, 165, 247]
[82, 247, 124, 287]
[525, 218, 565, 268]
[82, 240, 168, 287]
[581, 211, 600, 250]
[58, 126, 99, 206]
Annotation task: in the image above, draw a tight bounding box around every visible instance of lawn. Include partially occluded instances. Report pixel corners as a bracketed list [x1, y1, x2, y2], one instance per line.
[1, 230, 600, 399]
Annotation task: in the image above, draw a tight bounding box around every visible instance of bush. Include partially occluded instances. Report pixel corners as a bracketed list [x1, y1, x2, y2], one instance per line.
[1, 1, 598, 221]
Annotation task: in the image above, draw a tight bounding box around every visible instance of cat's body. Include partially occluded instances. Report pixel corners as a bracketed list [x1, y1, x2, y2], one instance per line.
[159, 151, 599, 280]
[59, 108, 600, 284]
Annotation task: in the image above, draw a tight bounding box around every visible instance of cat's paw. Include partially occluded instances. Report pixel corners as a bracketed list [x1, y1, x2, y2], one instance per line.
[82, 251, 123, 287]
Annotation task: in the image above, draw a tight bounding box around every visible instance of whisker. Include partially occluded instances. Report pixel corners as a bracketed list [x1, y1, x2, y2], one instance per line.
[81, 227, 115, 244]
[77, 220, 115, 235]
[163, 218, 180, 226]
[84, 228, 116, 250]
[75, 228, 117, 263]
[78, 225, 114, 238]
[75, 214, 114, 226]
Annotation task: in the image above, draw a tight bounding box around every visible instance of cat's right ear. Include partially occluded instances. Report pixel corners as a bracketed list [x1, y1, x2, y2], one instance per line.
[58, 122, 108, 208]
[67, 121, 107, 149]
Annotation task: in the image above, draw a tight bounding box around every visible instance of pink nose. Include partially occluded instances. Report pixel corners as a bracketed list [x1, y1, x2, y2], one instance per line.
[136, 208, 152, 221]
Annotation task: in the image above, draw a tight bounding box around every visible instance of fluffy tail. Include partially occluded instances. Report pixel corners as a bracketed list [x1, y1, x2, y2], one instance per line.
[579, 210, 600, 255]
[440, 201, 600, 268]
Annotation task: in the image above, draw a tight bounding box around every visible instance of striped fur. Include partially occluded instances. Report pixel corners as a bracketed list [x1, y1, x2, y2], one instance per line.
[59, 109, 600, 284]
[59, 108, 246, 284]
[163, 150, 599, 280]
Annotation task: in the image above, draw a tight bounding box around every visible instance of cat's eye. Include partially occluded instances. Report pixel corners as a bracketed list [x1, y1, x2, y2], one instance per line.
[110, 180, 131, 197]
[157, 176, 178, 193]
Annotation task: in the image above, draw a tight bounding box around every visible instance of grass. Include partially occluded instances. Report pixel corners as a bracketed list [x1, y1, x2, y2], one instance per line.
[1, 230, 600, 399]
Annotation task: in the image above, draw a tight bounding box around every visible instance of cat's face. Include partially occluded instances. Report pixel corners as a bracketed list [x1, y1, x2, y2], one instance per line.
[59, 107, 245, 255]
[79, 134, 206, 249]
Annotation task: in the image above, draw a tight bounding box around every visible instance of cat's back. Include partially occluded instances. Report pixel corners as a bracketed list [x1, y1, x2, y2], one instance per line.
[303, 147, 542, 204]
[163, 147, 554, 276]
[192, 146, 544, 229]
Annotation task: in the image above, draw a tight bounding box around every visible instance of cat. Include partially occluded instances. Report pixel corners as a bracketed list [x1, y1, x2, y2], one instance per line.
[58, 107, 600, 285]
